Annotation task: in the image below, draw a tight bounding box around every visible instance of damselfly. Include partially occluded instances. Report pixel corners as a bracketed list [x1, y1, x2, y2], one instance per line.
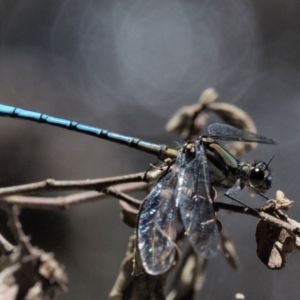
[138, 124, 277, 274]
[0, 104, 277, 275]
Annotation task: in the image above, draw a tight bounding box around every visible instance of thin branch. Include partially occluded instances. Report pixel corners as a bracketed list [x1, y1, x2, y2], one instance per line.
[0, 172, 146, 197]
[2, 187, 300, 249]
[0, 182, 147, 210]
[104, 188, 142, 208]
[215, 202, 300, 243]
[259, 211, 300, 235]
[0, 233, 14, 255]
[11, 206, 32, 254]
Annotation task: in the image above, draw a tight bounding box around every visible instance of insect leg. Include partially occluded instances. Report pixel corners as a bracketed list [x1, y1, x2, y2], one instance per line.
[224, 187, 260, 217]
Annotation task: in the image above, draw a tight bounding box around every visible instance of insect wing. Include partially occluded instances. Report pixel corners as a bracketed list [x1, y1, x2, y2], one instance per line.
[178, 141, 220, 258]
[137, 168, 178, 275]
[208, 123, 277, 145]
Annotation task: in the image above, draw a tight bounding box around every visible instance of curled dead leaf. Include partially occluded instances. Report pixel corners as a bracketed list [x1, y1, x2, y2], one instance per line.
[256, 218, 297, 269]
[198, 88, 218, 106]
[207, 102, 256, 133]
[274, 190, 294, 210]
[0, 249, 68, 300]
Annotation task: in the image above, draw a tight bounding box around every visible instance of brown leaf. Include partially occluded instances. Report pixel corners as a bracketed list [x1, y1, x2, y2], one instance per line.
[198, 88, 218, 106]
[207, 102, 256, 132]
[165, 88, 220, 139]
[165, 104, 202, 138]
[256, 218, 297, 269]
[0, 248, 68, 300]
[38, 252, 68, 294]
[274, 191, 294, 210]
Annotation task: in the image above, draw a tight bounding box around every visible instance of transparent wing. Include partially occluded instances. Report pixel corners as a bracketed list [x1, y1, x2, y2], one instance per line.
[208, 123, 278, 145]
[178, 141, 220, 258]
[137, 158, 181, 275]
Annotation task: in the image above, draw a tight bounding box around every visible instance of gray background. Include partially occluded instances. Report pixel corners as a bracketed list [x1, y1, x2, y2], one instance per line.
[0, 0, 299, 299]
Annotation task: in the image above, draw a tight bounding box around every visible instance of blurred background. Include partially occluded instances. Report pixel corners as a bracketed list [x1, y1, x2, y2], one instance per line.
[0, 0, 299, 299]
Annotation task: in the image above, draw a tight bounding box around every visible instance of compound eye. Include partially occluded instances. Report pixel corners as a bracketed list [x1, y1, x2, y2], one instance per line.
[249, 168, 265, 187]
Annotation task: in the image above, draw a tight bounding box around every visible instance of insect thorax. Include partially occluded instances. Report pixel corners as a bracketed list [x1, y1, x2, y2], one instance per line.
[203, 140, 239, 189]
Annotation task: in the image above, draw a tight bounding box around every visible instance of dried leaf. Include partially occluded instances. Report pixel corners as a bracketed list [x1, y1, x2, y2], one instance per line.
[256, 218, 297, 269]
[274, 191, 294, 210]
[257, 192, 298, 269]
[165, 105, 197, 135]
[38, 252, 68, 294]
[0, 248, 68, 300]
[165, 88, 220, 139]
[198, 88, 218, 106]
[207, 102, 256, 132]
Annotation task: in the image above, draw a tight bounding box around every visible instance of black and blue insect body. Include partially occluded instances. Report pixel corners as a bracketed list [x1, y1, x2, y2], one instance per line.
[0, 104, 277, 274]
